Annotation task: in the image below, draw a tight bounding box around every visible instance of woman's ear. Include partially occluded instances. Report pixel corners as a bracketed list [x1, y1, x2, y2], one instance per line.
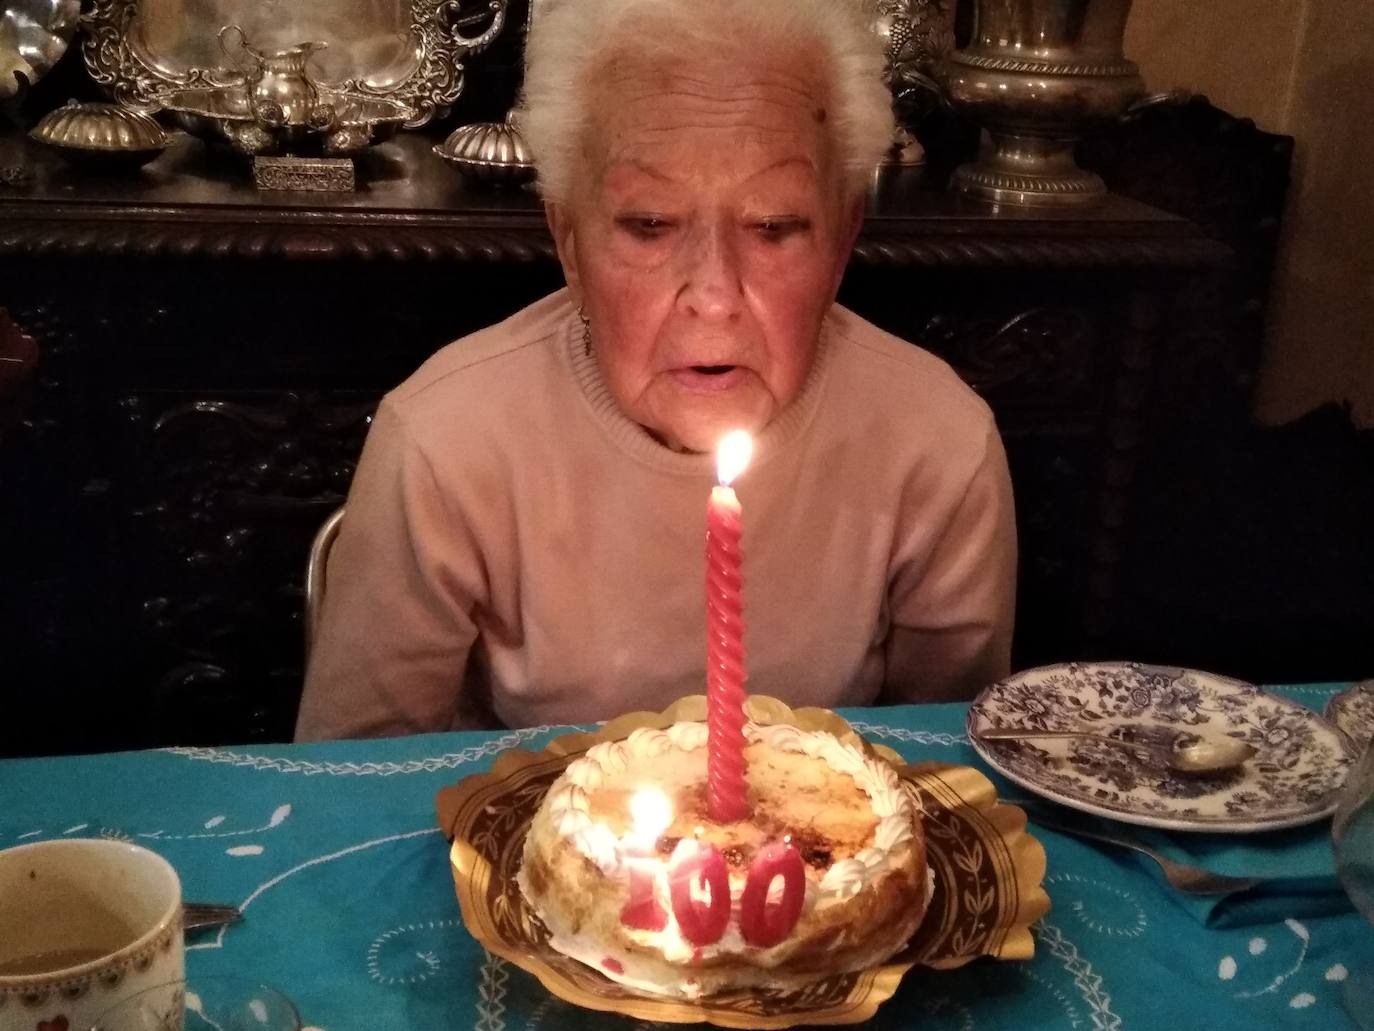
[546, 201, 582, 305]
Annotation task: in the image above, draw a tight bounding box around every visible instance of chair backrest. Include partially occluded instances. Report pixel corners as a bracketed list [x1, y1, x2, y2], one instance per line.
[305, 505, 346, 663]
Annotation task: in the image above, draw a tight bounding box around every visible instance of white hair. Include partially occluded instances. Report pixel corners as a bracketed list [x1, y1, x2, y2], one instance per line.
[516, 0, 894, 205]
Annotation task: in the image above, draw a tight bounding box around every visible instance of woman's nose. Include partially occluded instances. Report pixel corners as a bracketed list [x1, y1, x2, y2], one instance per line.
[677, 223, 743, 321]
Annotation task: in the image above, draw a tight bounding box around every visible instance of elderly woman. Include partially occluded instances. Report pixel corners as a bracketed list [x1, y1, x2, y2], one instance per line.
[294, 0, 1016, 740]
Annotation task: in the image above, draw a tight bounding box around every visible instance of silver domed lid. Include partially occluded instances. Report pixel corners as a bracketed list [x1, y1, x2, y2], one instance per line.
[434, 112, 535, 185]
[31, 101, 168, 152]
[439, 114, 531, 165]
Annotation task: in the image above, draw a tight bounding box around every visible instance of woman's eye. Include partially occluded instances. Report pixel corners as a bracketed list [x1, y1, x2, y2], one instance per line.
[754, 218, 808, 242]
[616, 216, 673, 239]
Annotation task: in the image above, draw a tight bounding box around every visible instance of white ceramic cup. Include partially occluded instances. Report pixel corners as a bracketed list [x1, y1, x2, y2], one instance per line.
[0, 838, 183, 1031]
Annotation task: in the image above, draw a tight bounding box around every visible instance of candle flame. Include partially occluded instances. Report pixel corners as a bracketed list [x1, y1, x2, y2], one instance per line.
[716, 430, 753, 487]
[629, 789, 673, 841]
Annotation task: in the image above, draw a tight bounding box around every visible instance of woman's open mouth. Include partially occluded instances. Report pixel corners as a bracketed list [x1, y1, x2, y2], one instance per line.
[670, 365, 748, 392]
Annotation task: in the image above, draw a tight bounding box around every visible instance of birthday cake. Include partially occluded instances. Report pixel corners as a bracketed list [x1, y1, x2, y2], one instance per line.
[517, 720, 927, 998]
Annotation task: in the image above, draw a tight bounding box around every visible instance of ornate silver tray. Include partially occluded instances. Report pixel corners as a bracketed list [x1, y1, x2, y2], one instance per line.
[81, 0, 508, 126]
[160, 83, 411, 156]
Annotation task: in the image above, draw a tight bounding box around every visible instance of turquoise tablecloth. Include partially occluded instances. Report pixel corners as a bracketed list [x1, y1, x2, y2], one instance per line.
[2, 687, 1369, 1030]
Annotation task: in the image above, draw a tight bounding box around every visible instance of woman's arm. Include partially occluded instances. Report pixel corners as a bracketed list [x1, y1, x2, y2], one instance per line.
[294, 400, 486, 740]
[882, 421, 1018, 703]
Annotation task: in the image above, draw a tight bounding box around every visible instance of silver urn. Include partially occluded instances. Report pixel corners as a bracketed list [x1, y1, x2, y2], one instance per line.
[943, 0, 1144, 206]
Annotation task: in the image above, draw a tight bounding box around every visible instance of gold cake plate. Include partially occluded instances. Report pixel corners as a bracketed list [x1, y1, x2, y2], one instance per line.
[436, 696, 1051, 1028]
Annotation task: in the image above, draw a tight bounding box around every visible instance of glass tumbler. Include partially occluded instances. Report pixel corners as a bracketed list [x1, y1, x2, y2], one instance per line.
[1333, 738, 1374, 1028]
[90, 976, 301, 1031]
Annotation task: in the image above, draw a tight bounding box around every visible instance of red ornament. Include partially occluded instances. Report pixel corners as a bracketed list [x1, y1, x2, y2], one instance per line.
[667, 839, 731, 946]
[739, 842, 805, 947]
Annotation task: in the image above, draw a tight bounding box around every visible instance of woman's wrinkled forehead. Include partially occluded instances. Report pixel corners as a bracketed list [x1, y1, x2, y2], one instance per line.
[576, 49, 839, 196]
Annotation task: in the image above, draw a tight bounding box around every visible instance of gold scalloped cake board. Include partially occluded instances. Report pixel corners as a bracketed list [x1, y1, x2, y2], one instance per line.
[436, 696, 1050, 1028]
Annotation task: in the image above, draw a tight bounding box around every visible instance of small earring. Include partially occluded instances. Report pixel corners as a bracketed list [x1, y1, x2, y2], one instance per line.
[577, 305, 592, 357]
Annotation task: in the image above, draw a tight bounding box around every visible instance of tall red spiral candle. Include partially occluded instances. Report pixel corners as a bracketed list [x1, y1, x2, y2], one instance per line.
[706, 430, 752, 823]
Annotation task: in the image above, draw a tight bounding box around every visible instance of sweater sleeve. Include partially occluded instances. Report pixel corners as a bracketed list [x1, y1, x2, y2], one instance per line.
[882, 420, 1017, 703]
[294, 398, 485, 740]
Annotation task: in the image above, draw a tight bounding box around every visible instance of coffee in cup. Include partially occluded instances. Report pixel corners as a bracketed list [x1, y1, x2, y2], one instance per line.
[0, 838, 184, 1031]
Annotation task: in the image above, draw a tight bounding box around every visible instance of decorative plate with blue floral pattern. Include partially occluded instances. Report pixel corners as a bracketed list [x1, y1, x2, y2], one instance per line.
[968, 662, 1354, 833]
[1326, 681, 1374, 754]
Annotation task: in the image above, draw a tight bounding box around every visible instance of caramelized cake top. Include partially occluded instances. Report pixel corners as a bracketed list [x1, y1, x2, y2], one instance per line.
[546, 722, 916, 898]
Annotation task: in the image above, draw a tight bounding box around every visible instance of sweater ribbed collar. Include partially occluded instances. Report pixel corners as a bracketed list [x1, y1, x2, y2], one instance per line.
[565, 304, 833, 477]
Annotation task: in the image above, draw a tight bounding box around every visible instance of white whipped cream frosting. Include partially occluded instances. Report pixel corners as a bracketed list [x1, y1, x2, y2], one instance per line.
[544, 720, 917, 901]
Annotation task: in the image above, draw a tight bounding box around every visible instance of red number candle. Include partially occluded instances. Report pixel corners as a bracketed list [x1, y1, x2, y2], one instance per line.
[621, 862, 668, 932]
[739, 841, 805, 947]
[706, 430, 753, 823]
[667, 838, 731, 946]
[619, 790, 672, 932]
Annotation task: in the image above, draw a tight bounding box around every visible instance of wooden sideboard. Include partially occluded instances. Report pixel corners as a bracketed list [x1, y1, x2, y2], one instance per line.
[0, 99, 1288, 756]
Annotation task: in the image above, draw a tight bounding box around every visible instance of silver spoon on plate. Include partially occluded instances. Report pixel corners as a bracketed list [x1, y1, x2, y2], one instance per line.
[975, 726, 1258, 775]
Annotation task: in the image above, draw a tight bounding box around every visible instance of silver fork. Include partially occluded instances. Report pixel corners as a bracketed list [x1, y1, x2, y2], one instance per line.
[182, 901, 242, 931]
[1010, 804, 1266, 896]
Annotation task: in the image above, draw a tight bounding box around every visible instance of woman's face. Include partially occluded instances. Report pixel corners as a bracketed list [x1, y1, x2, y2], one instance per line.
[547, 49, 862, 453]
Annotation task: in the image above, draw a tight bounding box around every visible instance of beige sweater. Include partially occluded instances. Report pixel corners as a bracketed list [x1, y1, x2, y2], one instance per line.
[295, 290, 1016, 739]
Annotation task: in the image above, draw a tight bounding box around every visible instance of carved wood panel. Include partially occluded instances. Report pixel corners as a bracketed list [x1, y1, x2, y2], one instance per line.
[0, 258, 563, 754]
